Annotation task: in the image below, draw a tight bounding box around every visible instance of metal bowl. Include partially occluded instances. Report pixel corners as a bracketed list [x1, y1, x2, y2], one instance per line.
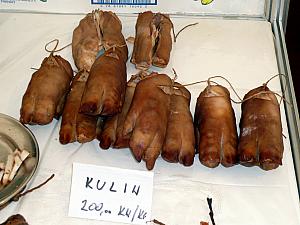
[0, 113, 39, 207]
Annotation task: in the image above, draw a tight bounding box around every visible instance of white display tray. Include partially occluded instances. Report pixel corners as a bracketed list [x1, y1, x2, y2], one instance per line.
[0, 12, 299, 225]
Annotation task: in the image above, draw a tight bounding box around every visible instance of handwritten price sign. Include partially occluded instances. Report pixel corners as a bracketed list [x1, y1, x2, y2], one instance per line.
[68, 163, 154, 225]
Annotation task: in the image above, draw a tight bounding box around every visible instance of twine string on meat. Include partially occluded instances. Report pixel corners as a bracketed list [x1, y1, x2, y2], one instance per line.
[44, 39, 71, 54]
[207, 75, 243, 102]
[31, 39, 71, 73]
[240, 74, 291, 106]
[132, 70, 150, 82]
[262, 73, 288, 104]
[162, 75, 242, 103]
[241, 90, 291, 105]
[105, 43, 127, 52]
[139, 70, 149, 79]
[174, 74, 290, 105]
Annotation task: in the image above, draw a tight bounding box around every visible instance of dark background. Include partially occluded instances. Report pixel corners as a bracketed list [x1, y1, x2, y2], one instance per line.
[286, 0, 299, 108]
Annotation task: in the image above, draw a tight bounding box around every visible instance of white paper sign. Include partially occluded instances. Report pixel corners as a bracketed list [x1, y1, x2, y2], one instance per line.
[69, 163, 154, 225]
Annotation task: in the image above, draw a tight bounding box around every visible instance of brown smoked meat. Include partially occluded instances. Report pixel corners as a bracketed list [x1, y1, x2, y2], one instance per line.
[238, 86, 284, 170]
[79, 11, 128, 116]
[20, 54, 73, 125]
[131, 11, 172, 70]
[72, 12, 100, 71]
[59, 70, 97, 144]
[123, 73, 172, 170]
[194, 85, 238, 168]
[162, 83, 195, 166]
[80, 48, 127, 116]
[99, 75, 141, 149]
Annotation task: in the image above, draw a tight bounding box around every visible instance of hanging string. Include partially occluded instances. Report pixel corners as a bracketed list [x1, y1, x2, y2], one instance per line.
[12, 174, 55, 201]
[263, 73, 287, 87]
[44, 39, 71, 54]
[175, 22, 199, 41]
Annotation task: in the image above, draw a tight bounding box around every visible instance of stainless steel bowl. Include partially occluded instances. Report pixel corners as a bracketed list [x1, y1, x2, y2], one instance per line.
[0, 113, 39, 207]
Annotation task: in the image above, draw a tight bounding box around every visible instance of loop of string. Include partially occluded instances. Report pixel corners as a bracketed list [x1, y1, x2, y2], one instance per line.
[165, 73, 290, 105]
[241, 73, 290, 105]
[32, 39, 71, 73]
[44, 39, 71, 54]
[165, 74, 242, 103]
[207, 75, 242, 102]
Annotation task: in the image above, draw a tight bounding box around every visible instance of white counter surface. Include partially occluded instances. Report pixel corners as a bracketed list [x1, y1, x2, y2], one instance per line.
[0, 13, 299, 225]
